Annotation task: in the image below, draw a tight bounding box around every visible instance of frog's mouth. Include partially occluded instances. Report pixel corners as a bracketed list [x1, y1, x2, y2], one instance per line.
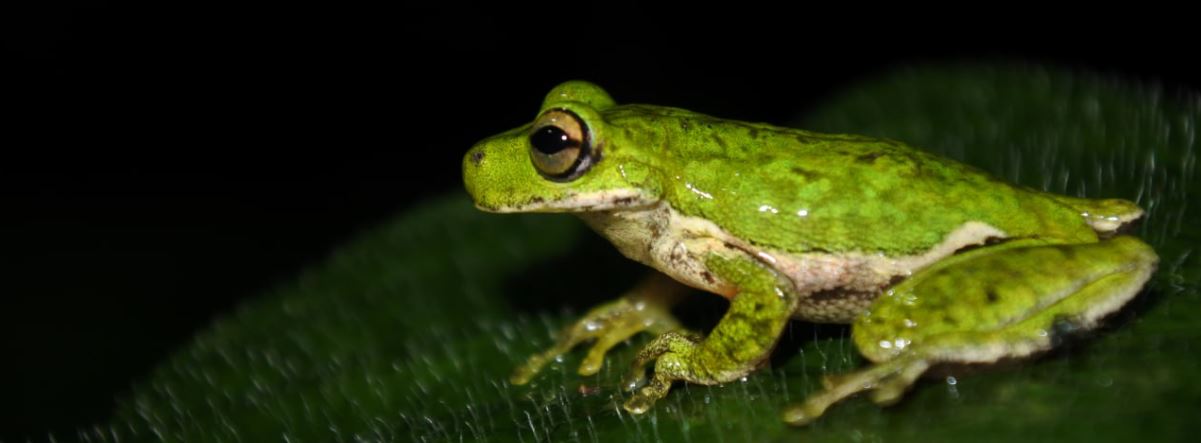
[477, 189, 658, 213]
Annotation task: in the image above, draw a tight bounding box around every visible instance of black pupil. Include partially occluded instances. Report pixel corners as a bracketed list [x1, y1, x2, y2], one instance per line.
[530, 126, 576, 155]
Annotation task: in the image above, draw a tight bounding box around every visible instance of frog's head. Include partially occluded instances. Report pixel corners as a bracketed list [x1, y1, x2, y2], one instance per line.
[463, 80, 659, 213]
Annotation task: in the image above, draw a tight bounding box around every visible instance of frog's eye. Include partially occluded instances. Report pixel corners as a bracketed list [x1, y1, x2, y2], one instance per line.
[529, 109, 594, 181]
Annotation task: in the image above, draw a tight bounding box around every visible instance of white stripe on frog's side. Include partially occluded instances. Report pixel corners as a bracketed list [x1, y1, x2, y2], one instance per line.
[484, 189, 658, 213]
[577, 201, 1009, 323]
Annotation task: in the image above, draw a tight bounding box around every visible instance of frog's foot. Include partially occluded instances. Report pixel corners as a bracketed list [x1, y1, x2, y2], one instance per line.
[783, 355, 931, 426]
[622, 254, 797, 414]
[510, 274, 689, 385]
[620, 331, 710, 413]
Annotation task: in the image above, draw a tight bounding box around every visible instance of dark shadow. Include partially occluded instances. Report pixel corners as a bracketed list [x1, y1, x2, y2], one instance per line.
[1047, 282, 1168, 357]
[670, 289, 728, 333]
[502, 232, 646, 314]
[501, 229, 731, 333]
[771, 321, 852, 368]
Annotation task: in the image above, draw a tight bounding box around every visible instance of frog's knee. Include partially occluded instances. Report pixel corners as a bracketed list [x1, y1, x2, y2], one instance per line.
[1106, 235, 1159, 266]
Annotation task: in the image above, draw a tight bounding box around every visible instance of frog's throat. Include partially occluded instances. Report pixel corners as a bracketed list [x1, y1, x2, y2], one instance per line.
[480, 189, 658, 213]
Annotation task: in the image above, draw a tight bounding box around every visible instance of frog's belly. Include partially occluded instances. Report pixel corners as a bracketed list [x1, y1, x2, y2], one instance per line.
[577, 203, 1006, 323]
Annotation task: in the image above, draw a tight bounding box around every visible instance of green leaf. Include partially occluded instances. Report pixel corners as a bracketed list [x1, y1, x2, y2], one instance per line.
[84, 64, 1199, 442]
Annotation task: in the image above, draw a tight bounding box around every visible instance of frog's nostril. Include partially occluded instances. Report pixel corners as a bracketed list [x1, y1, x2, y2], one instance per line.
[470, 150, 486, 166]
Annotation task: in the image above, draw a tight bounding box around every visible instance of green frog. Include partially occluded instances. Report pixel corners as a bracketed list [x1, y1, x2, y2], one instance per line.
[460, 80, 1158, 425]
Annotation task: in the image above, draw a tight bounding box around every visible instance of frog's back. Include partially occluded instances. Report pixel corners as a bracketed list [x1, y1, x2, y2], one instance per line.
[608, 106, 1139, 256]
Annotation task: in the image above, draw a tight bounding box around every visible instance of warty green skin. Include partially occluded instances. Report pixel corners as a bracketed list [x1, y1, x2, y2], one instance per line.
[462, 81, 1158, 425]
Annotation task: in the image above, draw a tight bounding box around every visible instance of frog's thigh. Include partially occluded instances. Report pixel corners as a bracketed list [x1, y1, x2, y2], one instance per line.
[783, 236, 1157, 426]
[624, 254, 795, 414]
[862, 235, 1158, 364]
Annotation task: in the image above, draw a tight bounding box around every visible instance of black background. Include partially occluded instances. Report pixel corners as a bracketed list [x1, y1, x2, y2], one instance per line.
[3, 3, 1197, 439]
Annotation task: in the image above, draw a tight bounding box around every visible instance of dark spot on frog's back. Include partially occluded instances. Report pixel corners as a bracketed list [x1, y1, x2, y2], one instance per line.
[790, 166, 819, 180]
[855, 151, 885, 164]
[794, 133, 821, 145]
[1057, 244, 1079, 260]
[701, 271, 715, 284]
[711, 134, 729, 150]
[470, 150, 485, 165]
[941, 312, 959, 326]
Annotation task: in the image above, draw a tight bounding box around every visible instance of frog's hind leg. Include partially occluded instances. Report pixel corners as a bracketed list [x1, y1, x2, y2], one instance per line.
[782, 235, 1158, 426]
[623, 254, 797, 414]
[510, 272, 690, 385]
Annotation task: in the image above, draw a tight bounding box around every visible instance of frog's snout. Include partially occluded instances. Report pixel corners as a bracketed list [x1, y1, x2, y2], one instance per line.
[462, 145, 486, 202]
[462, 142, 508, 211]
[463, 134, 553, 213]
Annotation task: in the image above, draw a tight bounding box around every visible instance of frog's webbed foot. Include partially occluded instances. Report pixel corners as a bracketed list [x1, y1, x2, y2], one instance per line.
[510, 273, 689, 385]
[622, 255, 797, 414]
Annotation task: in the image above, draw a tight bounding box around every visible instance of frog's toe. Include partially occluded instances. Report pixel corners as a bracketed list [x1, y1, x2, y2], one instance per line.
[784, 355, 929, 426]
[510, 356, 549, 385]
[868, 380, 907, 406]
[511, 291, 686, 385]
[623, 388, 659, 414]
[579, 326, 642, 376]
[869, 359, 929, 406]
[509, 322, 596, 385]
[622, 372, 646, 392]
[621, 359, 653, 392]
[623, 331, 701, 388]
[781, 400, 828, 426]
[622, 354, 685, 414]
[821, 373, 849, 390]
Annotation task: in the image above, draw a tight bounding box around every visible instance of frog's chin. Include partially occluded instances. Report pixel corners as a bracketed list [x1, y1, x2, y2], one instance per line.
[480, 189, 658, 213]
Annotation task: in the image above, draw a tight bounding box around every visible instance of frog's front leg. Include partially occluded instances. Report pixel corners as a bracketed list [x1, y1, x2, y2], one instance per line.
[782, 235, 1158, 426]
[510, 272, 691, 385]
[623, 254, 796, 414]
